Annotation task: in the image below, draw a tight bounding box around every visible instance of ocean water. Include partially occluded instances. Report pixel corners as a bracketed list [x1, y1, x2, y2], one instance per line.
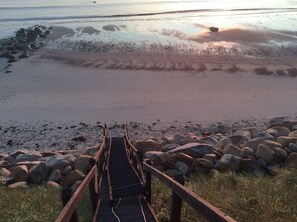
[1, 0, 297, 55]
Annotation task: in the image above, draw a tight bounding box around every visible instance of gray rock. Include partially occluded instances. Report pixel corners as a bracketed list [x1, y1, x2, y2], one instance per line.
[61, 169, 85, 187]
[262, 140, 283, 149]
[16, 154, 41, 162]
[45, 154, 75, 170]
[168, 143, 214, 158]
[161, 136, 172, 145]
[71, 180, 82, 191]
[165, 169, 183, 179]
[0, 167, 10, 177]
[240, 158, 261, 171]
[215, 154, 241, 171]
[28, 162, 50, 184]
[10, 165, 28, 182]
[172, 153, 193, 166]
[223, 144, 242, 157]
[288, 130, 297, 137]
[270, 126, 290, 137]
[0, 176, 15, 186]
[287, 153, 297, 168]
[214, 137, 232, 151]
[203, 154, 216, 163]
[242, 137, 275, 151]
[288, 143, 297, 152]
[61, 166, 73, 176]
[8, 181, 28, 189]
[269, 120, 297, 131]
[246, 127, 260, 139]
[229, 131, 251, 146]
[277, 136, 297, 147]
[241, 147, 255, 158]
[193, 158, 213, 171]
[175, 161, 189, 174]
[265, 128, 279, 138]
[47, 169, 61, 182]
[145, 151, 164, 165]
[198, 136, 218, 145]
[256, 144, 274, 164]
[161, 143, 179, 152]
[74, 155, 92, 174]
[265, 164, 280, 175]
[133, 139, 163, 153]
[46, 181, 61, 189]
[172, 134, 190, 145]
[273, 147, 287, 163]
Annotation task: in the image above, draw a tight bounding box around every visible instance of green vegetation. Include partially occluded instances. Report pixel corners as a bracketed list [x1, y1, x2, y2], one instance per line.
[152, 168, 297, 222]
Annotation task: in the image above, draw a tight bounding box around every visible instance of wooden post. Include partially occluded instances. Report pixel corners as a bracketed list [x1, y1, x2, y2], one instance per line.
[89, 159, 98, 214]
[145, 159, 152, 204]
[170, 174, 185, 222]
[61, 187, 79, 222]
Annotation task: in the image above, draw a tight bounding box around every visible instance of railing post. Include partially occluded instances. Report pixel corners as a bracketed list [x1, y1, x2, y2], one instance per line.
[89, 158, 98, 214]
[61, 187, 79, 222]
[145, 159, 152, 205]
[170, 174, 185, 222]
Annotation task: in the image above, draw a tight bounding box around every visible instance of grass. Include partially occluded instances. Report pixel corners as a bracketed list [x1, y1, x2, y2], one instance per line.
[151, 168, 297, 222]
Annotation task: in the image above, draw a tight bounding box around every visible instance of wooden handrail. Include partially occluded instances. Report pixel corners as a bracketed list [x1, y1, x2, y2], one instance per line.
[143, 162, 237, 222]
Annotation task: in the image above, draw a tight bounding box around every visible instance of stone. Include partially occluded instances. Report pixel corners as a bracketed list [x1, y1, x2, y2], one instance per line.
[216, 154, 241, 171]
[161, 136, 172, 145]
[288, 143, 297, 152]
[265, 164, 280, 175]
[47, 169, 61, 182]
[277, 136, 297, 147]
[172, 134, 190, 145]
[242, 137, 275, 151]
[172, 153, 193, 166]
[0, 176, 15, 186]
[262, 140, 283, 149]
[10, 165, 28, 182]
[175, 161, 189, 174]
[28, 162, 50, 184]
[269, 120, 297, 131]
[193, 158, 213, 171]
[84, 146, 100, 156]
[133, 139, 163, 153]
[74, 155, 92, 174]
[214, 137, 232, 151]
[0, 167, 10, 177]
[229, 131, 251, 146]
[203, 154, 216, 163]
[8, 181, 28, 189]
[265, 128, 279, 138]
[241, 147, 255, 158]
[46, 181, 61, 189]
[45, 154, 75, 170]
[246, 127, 260, 139]
[270, 126, 290, 137]
[165, 169, 183, 179]
[61, 166, 73, 176]
[240, 158, 261, 171]
[288, 130, 297, 137]
[15, 154, 41, 162]
[273, 148, 287, 163]
[198, 136, 218, 145]
[161, 143, 179, 152]
[160, 153, 176, 170]
[168, 143, 214, 158]
[256, 144, 274, 164]
[61, 169, 85, 187]
[287, 153, 297, 168]
[10, 150, 29, 158]
[223, 144, 242, 157]
[145, 151, 163, 165]
[71, 180, 82, 191]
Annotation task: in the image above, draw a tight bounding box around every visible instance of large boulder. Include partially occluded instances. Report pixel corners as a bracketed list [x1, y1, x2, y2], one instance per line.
[197, 136, 218, 145]
[145, 151, 164, 165]
[47, 169, 61, 182]
[262, 140, 283, 149]
[241, 147, 255, 158]
[229, 131, 251, 146]
[215, 154, 241, 171]
[28, 162, 50, 184]
[214, 137, 232, 151]
[168, 143, 213, 158]
[46, 181, 62, 189]
[161, 143, 179, 152]
[256, 144, 274, 164]
[15, 153, 41, 162]
[272, 148, 287, 163]
[241, 137, 275, 151]
[277, 136, 297, 147]
[175, 161, 189, 174]
[74, 155, 92, 174]
[287, 153, 297, 168]
[288, 143, 297, 152]
[240, 158, 261, 171]
[193, 158, 213, 172]
[133, 139, 163, 153]
[172, 153, 193, 167]
[270, 126, 290, 137]
[0, 167, 10, 177]
[10, 165, 28, 182]
[60, 169, 85, 187]
[203, 154, 217, 164]
[288, 131, 297, 137]
[223, 144, 242, 157]
[45, 154, 75, 170]
[172, 134, 191, 145]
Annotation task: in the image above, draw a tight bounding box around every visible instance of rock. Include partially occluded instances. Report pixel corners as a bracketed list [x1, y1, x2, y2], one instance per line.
[223, 144, 242, 157]
[215, 154, 241, 171]
[245, 127, 260, 139]
[28, 162, 50, 184]
[74, 155, 92, 174]
[240, 158, 261, 171]
[165, 169, 183, 179]
[270, 126, 290, 137]
[242, 137, 275, 151]
[161, 143, 179, 152]
[265, 164, 280, 175]
[45, 154, 75, 170]
[209, 27, 219, 32]
[0, 167, 10, 177]
[61, 166, 73, 176]
[8, 181, 28, 189]
[161, 136, 172, 145]
[229, 131, 251, 146]
[10, 165, 28, 182]
[216, 124, 231, 134]
[175, 161, 189, 174]
[203, 154, 216, 163]
[288, 143, 297, 152]
[214, 137, 232, 151]
[269, 120, 297, 131]
[71, 180, 82, 191]
[0, 176, 15, 186]
[145, 151, 164, 165]
[61, 169, 85, 187]
[262, 140, 283, 149]
[160, 153, 176, 170]
[168, 143, 214, 158]
[172, 153, 193, 166]
[277, 136, 297, 147]
[10, 150, 29, 158]
[133, 139, 163, 153]
[15, 154, 41, 162]
[84, 146, 100, 156]
[287, 153, 297, 168]
[256, 144, 274, 164]
[198, 136, 218, 145]
[265, 128, 279, 138]
[288, 130, 297, 137]
[172, 134, 191, 145]
[241, 147, 255, 158]
[46, 181, 61, 189]
[273, 148, 287, 163]
[47, 169, 61, 182]
[193, 158, 213, 171]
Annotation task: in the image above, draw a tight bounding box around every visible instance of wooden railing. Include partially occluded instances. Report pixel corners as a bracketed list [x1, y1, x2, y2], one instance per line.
[125, 127, 237, 222]
[55, 125, 108, 222]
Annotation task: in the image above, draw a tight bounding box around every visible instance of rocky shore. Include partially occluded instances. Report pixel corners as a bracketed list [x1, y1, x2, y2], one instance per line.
[1, 117, 297, 189]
